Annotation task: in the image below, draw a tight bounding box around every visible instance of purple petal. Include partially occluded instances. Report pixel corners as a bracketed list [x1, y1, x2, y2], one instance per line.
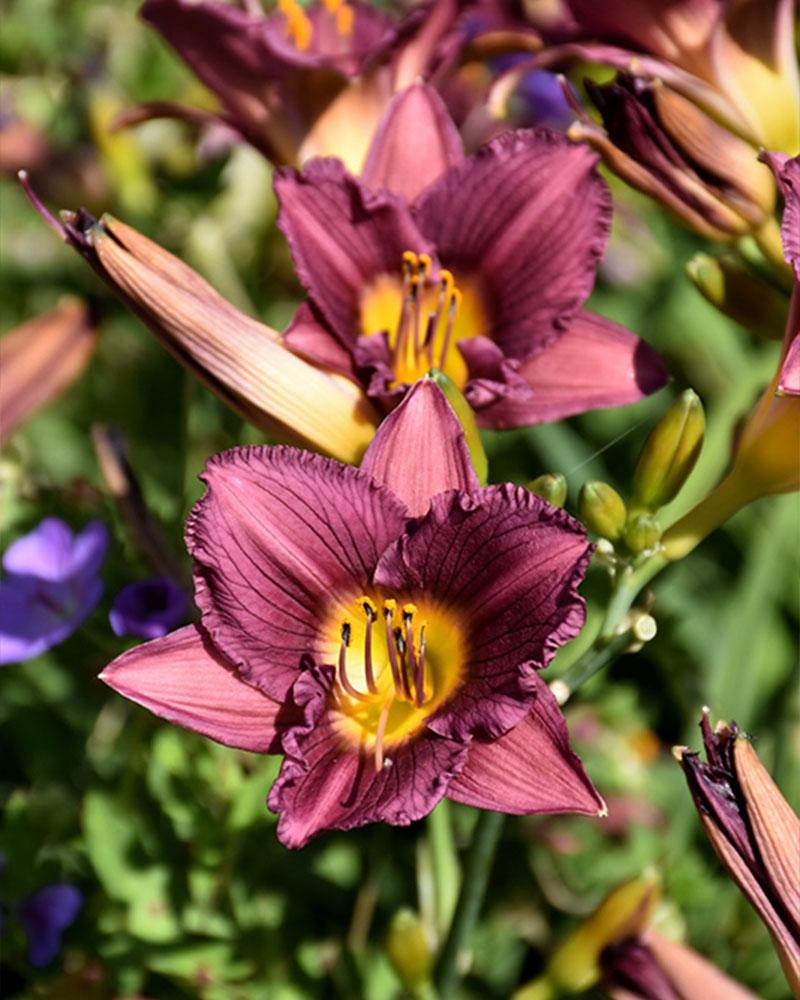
[360, 379, 479, 516]
[100, 624, 295, 753]
[3, 518, 75, 581]
[413, 128, 612, 360]
[447, 673, 604, 815]
[778, 330, 800, 396]
[361, 82, 465, 202]
[268, 665, 469, 848]
[473, 309, 668, 428]
[374, 485, 591, 741]
[18, 883, 82, 967]
[109, 578, 189, 639]
[274, 157, 434, 345]
[761, 152, 800, 280]
[283, 301, 359, 378]
[66, 521, 110, 581]
[186, 446, 409, 702]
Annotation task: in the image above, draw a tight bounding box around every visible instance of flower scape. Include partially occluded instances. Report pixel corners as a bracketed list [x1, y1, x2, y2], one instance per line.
[0, 1, 798, 998]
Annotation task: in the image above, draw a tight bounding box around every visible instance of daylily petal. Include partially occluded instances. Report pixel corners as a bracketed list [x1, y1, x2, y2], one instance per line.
[642, 928, 761, 1000]
[374, 485, 590, 741]
[778, 332, 800, 396]
[275, 157, 434, 345]
[761, 151, 800, 279]
[360, 379, 479, 516]
[361, 82, 465, 203]
[186, 446, 409, 701]
[269, 665, 468, 848]
[283, 301, 359, 378]
[447, 673, 604, 815]
[473, 310, 668, 428]
[413, 128, 612, 360]
[0, 298, 97, 447]
[100, 625, 294, 753]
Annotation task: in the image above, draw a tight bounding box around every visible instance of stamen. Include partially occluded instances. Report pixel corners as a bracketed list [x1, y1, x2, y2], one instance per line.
[394, 628, 414, 701]
[403, 606, 419, 704]
[416, 624, 427, 707]
[335, 3, 354, 36]
[383, 601, 404, 697]
[373, 698, 392, 773]
[438, 288, 462, 370]
[417, 254, 432, 280]
[278, 0, 312, 50]
[357, 596, 379, 694]
[338, 621, 370, 702]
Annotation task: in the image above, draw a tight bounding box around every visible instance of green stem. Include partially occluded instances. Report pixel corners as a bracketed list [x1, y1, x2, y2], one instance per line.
[435, 809, 505, 1000]
[555, 631, 632, 699]
[427, 799, 460, 940]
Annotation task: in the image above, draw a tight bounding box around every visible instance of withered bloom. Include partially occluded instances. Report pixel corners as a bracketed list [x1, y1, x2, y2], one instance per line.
[676, 712, 800, 994]
[0, 297, 98, 447]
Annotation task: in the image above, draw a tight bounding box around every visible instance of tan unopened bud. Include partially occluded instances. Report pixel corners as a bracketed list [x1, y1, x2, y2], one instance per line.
[632, 390, 705, 511]
[579, 481, 627, 540]
[1, 298, 98, 447]
[527, 473, 567, 508]
[385, 909, 433, 996]
[88, 216, 379, 462]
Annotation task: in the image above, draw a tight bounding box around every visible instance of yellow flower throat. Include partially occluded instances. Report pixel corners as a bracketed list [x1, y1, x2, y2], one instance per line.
[323, 595, 465, 772]
[359, 251, 486, 389]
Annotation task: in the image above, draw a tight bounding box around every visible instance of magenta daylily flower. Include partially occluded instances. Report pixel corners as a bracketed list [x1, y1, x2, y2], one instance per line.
[130, 0, 462, 171]
[100, 380, 603, 848]
[275, 83, 667, 429]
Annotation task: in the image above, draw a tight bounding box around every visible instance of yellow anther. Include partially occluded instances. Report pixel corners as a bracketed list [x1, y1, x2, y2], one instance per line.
[359, 595, 377, 616]
[279, 0, 312, 50]
[440, 269, 455, 296]
[402, 603, 417, 617]
[417, 254, 432, 279]
[383, 598, 397, 617]
[322, 0, 342, 12]
[336, 2, 354, 37]
[450, 287, 463, 315]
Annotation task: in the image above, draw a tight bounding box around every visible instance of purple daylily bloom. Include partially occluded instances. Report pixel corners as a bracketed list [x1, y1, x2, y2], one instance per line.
[0, 517, 109, 665]
[18, 883, 83, 967]
[109, 578, 189, 640]
[129, 0, 462, 171]
[275, 83, 667, 429]
[100, 380, 604, 849]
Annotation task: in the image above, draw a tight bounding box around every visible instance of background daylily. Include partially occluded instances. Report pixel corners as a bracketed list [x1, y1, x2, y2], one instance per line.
[276, 82, 667, 427]
[0, 517, 109, 665]
[122, 0, 462, 172]
[101, 380, 603, 848]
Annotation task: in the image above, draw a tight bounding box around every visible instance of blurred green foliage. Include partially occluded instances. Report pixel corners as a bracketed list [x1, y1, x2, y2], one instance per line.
[1, 2, 798, 998]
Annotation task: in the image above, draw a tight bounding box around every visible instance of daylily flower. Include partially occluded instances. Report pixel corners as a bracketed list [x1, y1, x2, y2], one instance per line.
[100, 379, 604, 848]
[109, 578, 189, 640]
[0, 517, 109, 665]
[513, 871, 758, 1000]
[486, 0, 799, 243]
[661, 153, 799, 559]
[1, 297, 98, 448]
[20, 172, 380, 464]
[675, 712, 800, 994]
[124, 0, 462, 172]
[275, 82, 667, 427]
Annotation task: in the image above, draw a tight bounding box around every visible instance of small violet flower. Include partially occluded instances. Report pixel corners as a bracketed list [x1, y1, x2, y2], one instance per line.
[18, 883, 83, 968]
[101, 380, 604, 849]
[0, 517, 109, 665]
[110, 578, 189, 640]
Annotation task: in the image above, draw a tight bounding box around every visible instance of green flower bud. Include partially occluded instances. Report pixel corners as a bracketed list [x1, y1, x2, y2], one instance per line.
[631, 390, 705, 511]
[429, 368, 488, 485]
[385, 909, 433, 996]
[687, 254, 787, 341]
[579, 481, 627, 541]
[623, 512, 662, 554]
[527, 473, 567, 508]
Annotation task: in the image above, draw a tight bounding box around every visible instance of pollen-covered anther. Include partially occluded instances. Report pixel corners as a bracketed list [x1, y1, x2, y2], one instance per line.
[321, 0, 354, 37]
[279, 0, 312, 50]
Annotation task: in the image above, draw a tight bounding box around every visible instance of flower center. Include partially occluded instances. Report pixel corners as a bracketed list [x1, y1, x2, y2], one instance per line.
[279, 0, 354, 53]
[323, 595, 465, 771]
[359, 251, 487, 389]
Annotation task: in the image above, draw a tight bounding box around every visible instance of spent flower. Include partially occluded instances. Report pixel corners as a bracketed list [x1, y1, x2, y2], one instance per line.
[100, 380, 604, 848]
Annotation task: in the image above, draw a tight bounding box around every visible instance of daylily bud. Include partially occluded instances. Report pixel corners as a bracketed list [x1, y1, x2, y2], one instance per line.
[19, 177, 379, 464]
[579, 481, 626, 541]
[547, 872, 660, 992]
[631, 390, 705, 511]
[527, 473, 567, 508]
[1, 298, 98, 447]
[623, 512, 662, 554]
[687, 254, 788, 341]
[676, 713, 800, 993]
[385, 909, 433, 996]
[429, 368, 488, 485]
